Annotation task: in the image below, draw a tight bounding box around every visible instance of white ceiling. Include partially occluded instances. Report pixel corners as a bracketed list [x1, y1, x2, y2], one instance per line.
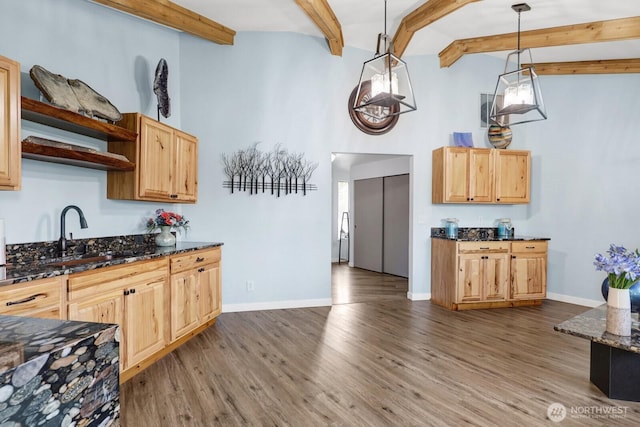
[172, 0, 640, 63]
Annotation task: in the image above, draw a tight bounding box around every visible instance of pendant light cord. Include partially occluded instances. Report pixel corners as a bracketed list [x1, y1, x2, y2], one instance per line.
[516, 9, 521, 68]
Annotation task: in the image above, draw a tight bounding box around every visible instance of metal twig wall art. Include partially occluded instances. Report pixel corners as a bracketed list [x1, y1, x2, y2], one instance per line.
[153, 58, 170, 121]
[222, 144, 318, 196]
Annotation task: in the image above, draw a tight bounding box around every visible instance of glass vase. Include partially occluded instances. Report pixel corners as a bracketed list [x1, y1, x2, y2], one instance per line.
[155, 226, 176, 247]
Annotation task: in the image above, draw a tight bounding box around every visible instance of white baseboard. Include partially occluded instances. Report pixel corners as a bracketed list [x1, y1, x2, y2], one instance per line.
[222, 298, 332, 313]
[408, 292, 430, 301]
[546, 292, 602, 308]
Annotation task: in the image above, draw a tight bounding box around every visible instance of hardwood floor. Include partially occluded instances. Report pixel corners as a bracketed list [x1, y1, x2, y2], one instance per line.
[332, 263, 408, 304]
[121, 268, 640, 426]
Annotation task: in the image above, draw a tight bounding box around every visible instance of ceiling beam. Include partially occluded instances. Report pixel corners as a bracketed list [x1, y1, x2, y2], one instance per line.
[294, 0, 344, 56]
[440, 16, 640, 67]
[93, 0, 236, 45]
[393, 0, 479, 58]
[523, 59, 640, 75]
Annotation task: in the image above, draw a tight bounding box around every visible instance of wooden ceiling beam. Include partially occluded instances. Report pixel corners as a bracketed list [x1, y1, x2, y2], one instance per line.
[93, 0, 236, 45]
[440, 16, 640, 67]
[294, 0, 344, 56]
[393, 0, 479, 58]
[523, 59, 640, 75]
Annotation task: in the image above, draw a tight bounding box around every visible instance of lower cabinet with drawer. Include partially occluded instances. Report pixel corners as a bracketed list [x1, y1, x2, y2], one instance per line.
[431, 238, 548, 310]
[169, 247, 221, 342]
[0, 276, 65, 320]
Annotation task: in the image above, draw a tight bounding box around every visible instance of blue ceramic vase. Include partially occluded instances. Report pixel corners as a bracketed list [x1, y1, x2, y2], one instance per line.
[601, 278, 640, 313]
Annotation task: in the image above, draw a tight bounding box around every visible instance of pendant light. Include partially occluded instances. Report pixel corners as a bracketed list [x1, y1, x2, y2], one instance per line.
[352, 0, 416, 121]
[489, 3, 546, 126]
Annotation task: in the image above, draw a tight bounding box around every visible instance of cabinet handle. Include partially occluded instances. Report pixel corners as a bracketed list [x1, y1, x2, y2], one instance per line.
[497, 198, 501, 201]
[130, 288, 136, 294]
[124, 290, 130, 296]
[6, 293, 45, 306]
[196, 257, 205, 263]
[526, 246, 535, 249]
[198, 267, 205, 273]
[512, 255, 517, 259]
[170, 194, 178, 199]
[479, 247, 490, 250]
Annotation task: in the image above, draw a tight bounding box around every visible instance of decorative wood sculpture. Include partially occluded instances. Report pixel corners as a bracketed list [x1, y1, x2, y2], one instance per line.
[29, 65, 122, 122]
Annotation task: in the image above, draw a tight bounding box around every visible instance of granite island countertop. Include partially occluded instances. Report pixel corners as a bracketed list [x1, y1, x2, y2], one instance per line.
[431, 227, 550, 242]
[1, 240, 223, 286]
[554, 305, 640, 354]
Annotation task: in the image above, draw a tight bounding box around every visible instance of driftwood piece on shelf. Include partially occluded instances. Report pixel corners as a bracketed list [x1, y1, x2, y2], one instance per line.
[29, 65, 122, 122]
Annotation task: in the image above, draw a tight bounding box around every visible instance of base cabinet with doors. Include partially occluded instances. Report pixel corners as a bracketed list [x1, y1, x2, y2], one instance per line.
[0, 54, 21, 191]
[107, 113, 198, 203]
[169, 247, 222, 342]
[67, 258, 167, 374]
[431, 238, 548, 310]
[432, 147, 530, 204]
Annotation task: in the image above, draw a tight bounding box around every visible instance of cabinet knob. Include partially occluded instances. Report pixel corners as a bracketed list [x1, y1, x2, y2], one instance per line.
[198, 267, 205, 273]
[512, 255, 516, 259]
[196, 257, 205, 263]
[170, 194, 178, 199]
[124, 290, 130, 296]
[130, 288, 136, 294]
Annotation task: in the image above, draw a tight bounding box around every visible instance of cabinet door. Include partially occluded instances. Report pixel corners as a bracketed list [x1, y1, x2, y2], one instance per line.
[494, 150, 530, 203]
[511, 253, 547, 299]
[443, 148, 469, 203]
[0, 55, 20, 190]
[125, 279, 166, 368]
[199, 262, 221, 323]
[138, 117, 174, 199]
[170, 270, 200, 341]
[457, 255, 483, 302]
[173, 130, 198, 202]
[483, 254, 509, 300]
[468, 149, 493, 202]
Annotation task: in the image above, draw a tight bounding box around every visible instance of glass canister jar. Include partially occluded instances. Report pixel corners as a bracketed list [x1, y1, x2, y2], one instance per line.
[443, 218, 459, 239]
[496, 218, 513, 238]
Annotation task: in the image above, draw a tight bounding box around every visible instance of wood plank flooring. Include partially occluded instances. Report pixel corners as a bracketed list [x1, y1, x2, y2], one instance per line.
[121, 266, 640, 426]
[332, 263, 408, 304]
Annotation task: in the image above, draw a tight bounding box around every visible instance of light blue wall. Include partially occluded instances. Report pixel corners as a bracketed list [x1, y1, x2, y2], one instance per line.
[0, 0, 184, 242]
[1, 0, 639, 306]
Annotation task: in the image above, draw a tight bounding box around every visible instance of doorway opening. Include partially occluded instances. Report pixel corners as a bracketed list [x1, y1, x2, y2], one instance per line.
[331, 153, 411, 305]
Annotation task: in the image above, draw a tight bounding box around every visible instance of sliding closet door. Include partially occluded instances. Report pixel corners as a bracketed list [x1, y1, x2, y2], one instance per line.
[353, 177, 383, 272]
[383, 174, 409, 278]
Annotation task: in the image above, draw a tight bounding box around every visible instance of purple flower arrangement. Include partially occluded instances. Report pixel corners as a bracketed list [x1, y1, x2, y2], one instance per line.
[594, 244, 640, 289]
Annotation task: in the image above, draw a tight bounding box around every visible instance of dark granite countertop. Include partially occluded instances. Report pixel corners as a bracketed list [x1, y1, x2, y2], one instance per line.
[431, 227, 550, 242]
[0, 314, 117, 366]
[0, 240, 223, 286]
[554, 305, 640, 354]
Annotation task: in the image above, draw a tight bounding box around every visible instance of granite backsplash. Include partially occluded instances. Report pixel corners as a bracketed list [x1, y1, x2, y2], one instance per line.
[6, 233, 161, 266]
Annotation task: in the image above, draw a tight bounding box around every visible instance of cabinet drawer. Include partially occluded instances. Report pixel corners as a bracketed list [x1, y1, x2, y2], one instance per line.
[511, 241, 548, 253]
[0, 277, 63, 317]
[68, 258, 167, 301]
[170, 247, 221, 274]
[458, 242, 510, 253]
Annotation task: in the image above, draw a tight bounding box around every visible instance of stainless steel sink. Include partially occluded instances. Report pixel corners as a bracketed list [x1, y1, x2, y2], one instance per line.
[42, 253, 126, 268]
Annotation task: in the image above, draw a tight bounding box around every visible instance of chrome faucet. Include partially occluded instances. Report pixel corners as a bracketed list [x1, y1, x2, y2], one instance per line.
[58, 205, 88, 257]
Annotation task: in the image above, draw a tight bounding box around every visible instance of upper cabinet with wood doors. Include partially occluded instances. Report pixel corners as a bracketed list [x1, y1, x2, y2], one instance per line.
[0, 55, 21, 191]
[432, 147, 530, 204]
[107, 113, 198, 203]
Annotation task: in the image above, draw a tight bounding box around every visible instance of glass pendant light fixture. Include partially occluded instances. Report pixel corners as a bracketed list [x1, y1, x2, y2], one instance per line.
[490, 3, 547, 126]
[352, 0, 416, 121]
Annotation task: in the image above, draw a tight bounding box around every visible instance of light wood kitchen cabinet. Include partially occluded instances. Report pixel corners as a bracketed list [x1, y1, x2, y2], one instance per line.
[510, 241, 548, 300]
[432, 147, 530, 204]
[494, 150, 531, 203]
[169, 247, 221, 342]
[0, 276, 64, 319]
[0, 55, 21, 191]
[67, 258, 168, 373]
[431, 238, 547, 310]
[107, 113, 198, 203]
